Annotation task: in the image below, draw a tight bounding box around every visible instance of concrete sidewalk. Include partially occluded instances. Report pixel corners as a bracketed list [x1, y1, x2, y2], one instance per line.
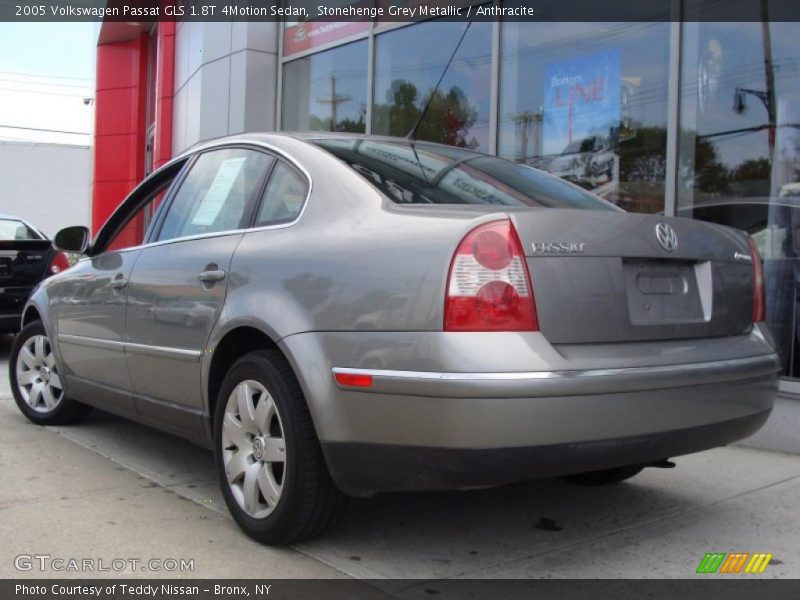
[1, 335, 799, 580]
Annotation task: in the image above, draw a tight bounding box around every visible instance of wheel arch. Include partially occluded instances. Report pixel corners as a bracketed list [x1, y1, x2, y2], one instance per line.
[21, 304, 42, 328]
[204, 324, 320, 443]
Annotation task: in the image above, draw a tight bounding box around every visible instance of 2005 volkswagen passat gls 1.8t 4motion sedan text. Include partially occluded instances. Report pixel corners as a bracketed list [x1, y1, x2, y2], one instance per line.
[10, 134, 779, 545]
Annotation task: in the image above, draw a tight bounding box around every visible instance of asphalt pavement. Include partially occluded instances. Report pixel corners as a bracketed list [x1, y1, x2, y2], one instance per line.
[1, 334, 799, 582]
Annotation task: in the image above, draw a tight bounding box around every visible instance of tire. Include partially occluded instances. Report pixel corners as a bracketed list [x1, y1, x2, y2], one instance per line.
[214, 349, 345, 545]
[563, 465, 645, 486]
[10, 320, 92, 425]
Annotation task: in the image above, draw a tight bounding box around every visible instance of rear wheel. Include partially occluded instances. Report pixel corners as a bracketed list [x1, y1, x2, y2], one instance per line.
[214, 349, 345, 545]
[563, 465, 644, 486]
[10, 321, 91, 425]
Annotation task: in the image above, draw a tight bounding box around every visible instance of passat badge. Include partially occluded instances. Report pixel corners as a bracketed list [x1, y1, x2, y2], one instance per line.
[531, 242, 586, 254]
[655, 222, 678, 252]
[734, 251, 753, 264]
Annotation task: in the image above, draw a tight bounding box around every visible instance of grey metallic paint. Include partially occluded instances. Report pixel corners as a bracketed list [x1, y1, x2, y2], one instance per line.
[26, 133, 780, 495]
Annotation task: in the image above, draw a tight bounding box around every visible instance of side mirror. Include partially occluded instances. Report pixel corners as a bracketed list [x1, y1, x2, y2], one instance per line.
[54, 226, 90, 254]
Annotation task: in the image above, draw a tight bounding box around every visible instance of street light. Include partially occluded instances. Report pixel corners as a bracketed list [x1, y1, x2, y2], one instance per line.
[733, 87, 770, 116]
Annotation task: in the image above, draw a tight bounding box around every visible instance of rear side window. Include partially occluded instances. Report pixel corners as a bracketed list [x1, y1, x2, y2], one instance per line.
[255, 162, 307, 227]
[157, 148, 272, 242]
[0, 219, 39, 241]
[310, 138, 618, 211]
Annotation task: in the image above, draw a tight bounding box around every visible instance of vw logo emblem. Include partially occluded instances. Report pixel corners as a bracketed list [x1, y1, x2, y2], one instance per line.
[252, 437, 264, 461]
[655, 222, 678, 252]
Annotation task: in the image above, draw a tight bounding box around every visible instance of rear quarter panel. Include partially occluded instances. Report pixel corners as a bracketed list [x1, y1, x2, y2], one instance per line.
[220, 140, 500, 340]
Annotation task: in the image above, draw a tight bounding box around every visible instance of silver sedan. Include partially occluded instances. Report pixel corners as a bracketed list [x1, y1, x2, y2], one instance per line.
[10, 133, 779, 545]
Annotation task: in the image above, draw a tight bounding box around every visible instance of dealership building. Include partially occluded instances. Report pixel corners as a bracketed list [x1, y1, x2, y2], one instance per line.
[92, 9, 800, 446]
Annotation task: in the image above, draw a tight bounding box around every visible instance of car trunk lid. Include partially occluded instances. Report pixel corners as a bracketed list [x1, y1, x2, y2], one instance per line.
[0, 240, 54, 289]
[507, 209, 754, 343]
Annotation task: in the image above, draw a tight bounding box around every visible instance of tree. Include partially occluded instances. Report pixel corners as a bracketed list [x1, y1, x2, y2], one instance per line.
[373, 79, 479, 148]
[731, 157, 771, 182]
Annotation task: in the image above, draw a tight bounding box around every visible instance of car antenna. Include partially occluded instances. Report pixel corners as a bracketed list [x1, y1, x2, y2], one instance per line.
[406, 21, 472, 141]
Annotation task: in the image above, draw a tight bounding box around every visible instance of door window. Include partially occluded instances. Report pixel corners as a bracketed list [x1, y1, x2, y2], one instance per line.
[157, 148, 272, 242]
[254, 162, 308, 227]
[105, 184, 170, 253]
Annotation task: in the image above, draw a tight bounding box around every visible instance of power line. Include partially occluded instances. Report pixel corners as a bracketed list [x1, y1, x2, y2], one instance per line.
[0, 124, 91, 135]
[0, 87, 92, 98]
[0, 78, 93, 91]
[0, 70, 92, 82]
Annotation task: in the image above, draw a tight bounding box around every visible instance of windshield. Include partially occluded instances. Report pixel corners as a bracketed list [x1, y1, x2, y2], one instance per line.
[0, 219, 40, 241]
[310, 138, 619, 211]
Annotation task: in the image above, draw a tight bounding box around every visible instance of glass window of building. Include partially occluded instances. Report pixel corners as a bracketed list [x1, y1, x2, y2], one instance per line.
[281, 40, 368, 133]
[372, 20, 492, 151]
[678, 20, 800, 378]
[499, 22, 671, 213]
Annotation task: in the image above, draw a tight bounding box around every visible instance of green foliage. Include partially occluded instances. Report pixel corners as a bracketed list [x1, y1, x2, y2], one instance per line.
[372, 79, 479, 148]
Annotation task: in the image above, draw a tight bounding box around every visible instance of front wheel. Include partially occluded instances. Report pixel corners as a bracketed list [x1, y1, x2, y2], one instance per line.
[214, 350, 345, 545]
[10, 321, 92, 425]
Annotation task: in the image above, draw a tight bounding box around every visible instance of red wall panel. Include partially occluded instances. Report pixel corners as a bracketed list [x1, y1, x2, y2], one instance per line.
[154, 22, 175, 170]
[92, 34, 148, 235]
[92, 22, 174, 237]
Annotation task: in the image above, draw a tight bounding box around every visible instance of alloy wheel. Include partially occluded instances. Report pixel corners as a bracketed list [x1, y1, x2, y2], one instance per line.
[221, 380, 287, 519]
[15, 335, 64, 413]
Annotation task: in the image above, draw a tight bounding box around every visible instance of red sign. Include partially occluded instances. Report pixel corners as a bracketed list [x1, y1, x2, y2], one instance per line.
[283, 20, 370, 57]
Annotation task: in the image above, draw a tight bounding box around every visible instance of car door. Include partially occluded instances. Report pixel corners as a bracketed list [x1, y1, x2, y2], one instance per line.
[55, 162, 185, 414]
[124, 147, 274, 428]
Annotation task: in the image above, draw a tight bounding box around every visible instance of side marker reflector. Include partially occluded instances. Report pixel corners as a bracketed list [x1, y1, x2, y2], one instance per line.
[334, 372, 373, 387]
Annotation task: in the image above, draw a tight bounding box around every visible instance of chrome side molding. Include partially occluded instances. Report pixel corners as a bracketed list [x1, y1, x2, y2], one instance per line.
[58, 334, 202, 362]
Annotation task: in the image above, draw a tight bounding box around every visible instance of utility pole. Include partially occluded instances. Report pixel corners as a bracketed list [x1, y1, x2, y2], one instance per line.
[760, 0, 776, 160]
[511, 109, 544, 163]
[317, 75, 351, 132]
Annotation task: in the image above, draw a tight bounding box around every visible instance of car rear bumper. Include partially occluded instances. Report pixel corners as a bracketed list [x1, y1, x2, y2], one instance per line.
[323, 410, 771, 496]
[331, 354, 779, 398]
[0, 313, 22, 333]
[0, 285, 33, 332]
[279, 329, 780, 496]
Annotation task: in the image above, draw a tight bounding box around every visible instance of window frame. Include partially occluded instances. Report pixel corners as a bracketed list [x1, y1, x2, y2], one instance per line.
[280, 38, 370, 134]
[89, 142, 313, 259]
[251, 158, 310, 229]
[148, 145, 277, 244]
[89, 158, 191, 257]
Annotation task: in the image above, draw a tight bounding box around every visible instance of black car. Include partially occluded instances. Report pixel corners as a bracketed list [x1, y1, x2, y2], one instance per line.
[0, 214, 69, 334]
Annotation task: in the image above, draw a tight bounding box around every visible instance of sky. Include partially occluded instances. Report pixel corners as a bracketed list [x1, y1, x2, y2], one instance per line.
[0, 23, 98, 146]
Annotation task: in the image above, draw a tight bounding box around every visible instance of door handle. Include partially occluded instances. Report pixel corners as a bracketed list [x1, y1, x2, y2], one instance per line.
[111, 276, 128, 290]
[199, 270, 226, 283]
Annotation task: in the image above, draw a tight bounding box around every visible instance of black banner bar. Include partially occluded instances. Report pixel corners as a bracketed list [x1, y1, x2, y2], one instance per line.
[3, 580, 800, 600]
[2, 0, 800, 23]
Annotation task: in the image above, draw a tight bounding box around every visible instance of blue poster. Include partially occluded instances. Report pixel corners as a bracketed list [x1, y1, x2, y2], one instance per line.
[543, 50, 621, 157]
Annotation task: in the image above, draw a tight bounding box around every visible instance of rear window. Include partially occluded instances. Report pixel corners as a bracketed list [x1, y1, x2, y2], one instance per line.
[0, 219, 40, 241]
[310, 138, 619, 211]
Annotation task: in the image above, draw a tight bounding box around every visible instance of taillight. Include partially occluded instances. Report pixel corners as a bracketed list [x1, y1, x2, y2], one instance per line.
[749, 237, 765, 323]
[48, 251, 70, 276]
[445, 219, 538, 332]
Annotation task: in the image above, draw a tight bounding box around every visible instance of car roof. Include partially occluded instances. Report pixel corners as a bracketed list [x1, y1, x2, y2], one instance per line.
[185, 131, 485, 157]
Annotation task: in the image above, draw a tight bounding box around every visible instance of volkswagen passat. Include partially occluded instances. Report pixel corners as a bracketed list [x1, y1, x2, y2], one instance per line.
[10, 134, 779, 545]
